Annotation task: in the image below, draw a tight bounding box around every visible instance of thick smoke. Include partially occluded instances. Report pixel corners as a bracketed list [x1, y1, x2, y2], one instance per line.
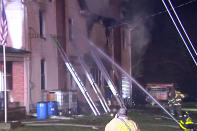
[85, 0, 121, 20]
[77, 0, 153, 78]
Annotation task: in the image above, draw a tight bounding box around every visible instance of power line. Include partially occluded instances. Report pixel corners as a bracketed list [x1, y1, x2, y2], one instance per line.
[150, 0, 197, 17]
[167, 0, 197, 55]
[109, 0, 197, 29]
[161, 0, 197, 66]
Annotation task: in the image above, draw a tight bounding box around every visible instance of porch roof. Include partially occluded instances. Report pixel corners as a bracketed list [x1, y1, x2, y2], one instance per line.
[0, 46, 30, 62]
[0, 46, 30, 54]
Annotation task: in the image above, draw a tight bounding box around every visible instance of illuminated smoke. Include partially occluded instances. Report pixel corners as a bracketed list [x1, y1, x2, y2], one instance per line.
[130, 16, 151, 78]
[121, 0, 153, 78]
[85, 0, 121, 20]
[77, 0, 153, 78]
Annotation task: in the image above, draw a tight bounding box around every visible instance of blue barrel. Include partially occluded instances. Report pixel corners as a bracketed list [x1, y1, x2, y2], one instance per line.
[47, 101, 58, 116]
[37, 102, 48, 119]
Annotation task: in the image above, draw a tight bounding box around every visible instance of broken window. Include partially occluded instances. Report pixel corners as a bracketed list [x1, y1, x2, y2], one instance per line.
[77, 0, 88, 10]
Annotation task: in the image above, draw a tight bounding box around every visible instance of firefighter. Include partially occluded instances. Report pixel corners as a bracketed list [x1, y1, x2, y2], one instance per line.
[105, 108, 140, 131]
[174, 91, 185, 118]
[105, 85, 113, 106]
[179, 112, 195, 131]
[168, 96, 175, 116]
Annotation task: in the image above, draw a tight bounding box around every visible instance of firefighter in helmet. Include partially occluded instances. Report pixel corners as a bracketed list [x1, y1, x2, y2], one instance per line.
[105, 108, 140, 131]
[174, 91, 185, 118]
[179, 112, 195, 131]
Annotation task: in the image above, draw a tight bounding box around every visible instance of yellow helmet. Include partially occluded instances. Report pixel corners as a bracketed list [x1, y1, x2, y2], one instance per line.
[175, 91, 181, 94]
[175, 91, 185, 98]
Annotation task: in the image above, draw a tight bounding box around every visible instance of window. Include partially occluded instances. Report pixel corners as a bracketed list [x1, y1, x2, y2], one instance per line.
[41, 59, 45, 90]
[6, 62, 12, 90]
[0, 62, 12, 91]
[78, 0, 88, 10]
[69, 18, 73, 41]
[90, 68, 101, 87]
[39, 10, 45, 39]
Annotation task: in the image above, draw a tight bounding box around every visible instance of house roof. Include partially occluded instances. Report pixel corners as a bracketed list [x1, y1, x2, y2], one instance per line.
[0, 46, 30, 54]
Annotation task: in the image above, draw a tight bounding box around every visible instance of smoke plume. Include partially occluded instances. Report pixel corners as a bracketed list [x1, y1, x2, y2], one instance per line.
[121, 0, 153, 78]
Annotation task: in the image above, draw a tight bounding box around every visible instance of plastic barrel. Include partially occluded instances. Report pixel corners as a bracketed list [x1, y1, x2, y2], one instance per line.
[37, 102, 48, 119]
[48, 101, 58, 116]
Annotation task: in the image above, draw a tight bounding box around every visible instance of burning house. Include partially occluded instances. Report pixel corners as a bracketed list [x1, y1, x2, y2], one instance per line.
[0, 0, 139, 116]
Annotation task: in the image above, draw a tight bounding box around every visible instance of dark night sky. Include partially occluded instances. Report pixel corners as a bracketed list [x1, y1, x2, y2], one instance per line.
[142, 0, 197, 100]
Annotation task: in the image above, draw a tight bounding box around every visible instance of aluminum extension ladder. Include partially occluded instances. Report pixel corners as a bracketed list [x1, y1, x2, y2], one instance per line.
[51, 35, 100, 116]
[90, 50, 126, 109]
[79, 58, 110, 113]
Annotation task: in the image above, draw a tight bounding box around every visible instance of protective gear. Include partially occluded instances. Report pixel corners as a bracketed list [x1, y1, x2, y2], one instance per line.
[105, 108, 140, 131]
[168, 91, 184, 118]
[168, 97, 175, 115]
[179, 112, 195, 131]
[175, 91, 185, 99]
[175, 91, 181, 94]
[174, 94, 183, 117]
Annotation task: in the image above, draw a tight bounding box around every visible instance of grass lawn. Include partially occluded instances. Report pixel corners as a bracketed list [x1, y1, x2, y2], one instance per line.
[9, 126, 102, 131]
[6, 106, 193, 131]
